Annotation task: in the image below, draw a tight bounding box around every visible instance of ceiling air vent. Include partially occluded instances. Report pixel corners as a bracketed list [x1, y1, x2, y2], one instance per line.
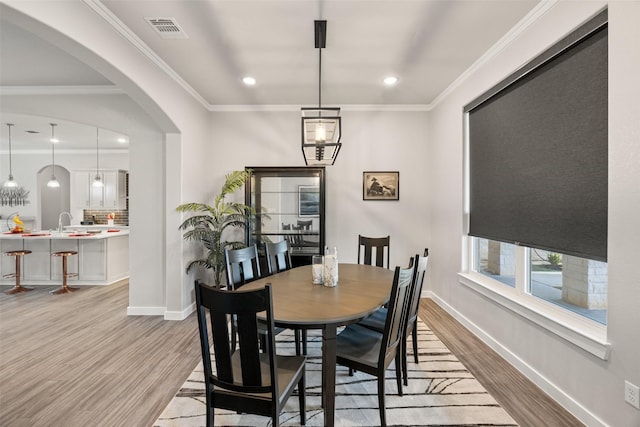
[145, 17, 188, 39]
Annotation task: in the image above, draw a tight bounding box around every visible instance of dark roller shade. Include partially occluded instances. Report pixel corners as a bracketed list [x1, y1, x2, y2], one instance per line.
[466, 12, 608, 262]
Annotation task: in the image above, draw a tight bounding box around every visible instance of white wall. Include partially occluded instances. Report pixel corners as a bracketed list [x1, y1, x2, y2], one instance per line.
[427, 1, 640, 426]
[209, 109, 430, 269]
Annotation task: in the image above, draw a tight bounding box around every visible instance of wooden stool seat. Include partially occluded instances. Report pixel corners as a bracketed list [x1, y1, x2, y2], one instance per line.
[2, 250, 33, 295]
[50, 251, 79, 295]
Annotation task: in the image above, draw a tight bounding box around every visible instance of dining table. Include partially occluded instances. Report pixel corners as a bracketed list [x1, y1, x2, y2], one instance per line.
[244, 262, 394, 427]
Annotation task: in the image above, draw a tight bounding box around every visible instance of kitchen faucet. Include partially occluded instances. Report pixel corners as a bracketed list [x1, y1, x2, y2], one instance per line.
[58, 212, 73, 233]
[6, 211, 18, 231]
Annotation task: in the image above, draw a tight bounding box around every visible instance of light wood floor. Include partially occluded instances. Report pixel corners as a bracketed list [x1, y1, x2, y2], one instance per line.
[419, 299, 584, 427]
[0, 281, 583, 426]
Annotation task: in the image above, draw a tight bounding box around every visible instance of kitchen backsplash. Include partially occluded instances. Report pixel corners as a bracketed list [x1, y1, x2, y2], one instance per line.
[84, 209, 129, 225]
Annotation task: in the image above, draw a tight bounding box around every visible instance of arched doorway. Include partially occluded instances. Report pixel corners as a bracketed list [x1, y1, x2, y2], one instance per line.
[37, 165, 70, 230]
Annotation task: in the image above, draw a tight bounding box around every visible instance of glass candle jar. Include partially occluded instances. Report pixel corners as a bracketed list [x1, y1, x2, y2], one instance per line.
[312, 255, 324, 284]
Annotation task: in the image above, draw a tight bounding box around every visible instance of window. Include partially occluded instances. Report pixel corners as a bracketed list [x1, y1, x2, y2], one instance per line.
[472, 238, 607, 325]
[475, 238, 515, 288]
[460, 11, 610, 359]
[461, 238, 610, 359]
[529, 249, 607, 324]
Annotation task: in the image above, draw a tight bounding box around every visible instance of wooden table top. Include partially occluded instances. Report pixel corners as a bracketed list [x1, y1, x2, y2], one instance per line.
[244, 263, 395, 328]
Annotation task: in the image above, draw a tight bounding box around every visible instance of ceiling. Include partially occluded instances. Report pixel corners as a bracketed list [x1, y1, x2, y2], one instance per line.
[0, 0, 541, 150]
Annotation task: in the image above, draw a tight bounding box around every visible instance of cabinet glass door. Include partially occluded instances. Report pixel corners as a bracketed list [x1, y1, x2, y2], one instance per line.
[246, 167, 325, 266]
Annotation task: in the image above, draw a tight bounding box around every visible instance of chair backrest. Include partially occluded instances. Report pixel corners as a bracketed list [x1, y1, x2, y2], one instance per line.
[379, 263, 415, 366]
[194, 280, 278, 396]
[264, 240, 293, 275]
[286, 224, 305, 247]
[224, 244, 261, 290]
[405, 248, 429, 330]
[358, 235, 390, 268]
[296, 219, 313, 230]
[282, 223, 298, 247]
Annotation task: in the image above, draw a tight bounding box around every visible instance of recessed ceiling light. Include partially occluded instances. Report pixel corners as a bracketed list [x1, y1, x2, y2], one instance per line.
[117, 137, 127, 143]
[242, 76, 256, 86]
[383, 76, 399, 86]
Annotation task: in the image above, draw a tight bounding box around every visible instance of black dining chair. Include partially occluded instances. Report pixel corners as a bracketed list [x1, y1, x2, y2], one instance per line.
[224, 244, 266, 351]
[194, 280, 306, 427]
[358, 234, 390, 268]
[224, 244, 261, 291]
[296, 219, 313, 230]
[357, 249, 429, 386]
[264, 240, 293, 275]
[264, 240, 307, 355]
[282, 223, 303, 247]
[334, 262, 415, 427]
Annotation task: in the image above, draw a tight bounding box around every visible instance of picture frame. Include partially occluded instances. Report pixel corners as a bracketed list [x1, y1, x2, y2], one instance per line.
[363, 171, 399, 201]
[298, 185, 320, 216]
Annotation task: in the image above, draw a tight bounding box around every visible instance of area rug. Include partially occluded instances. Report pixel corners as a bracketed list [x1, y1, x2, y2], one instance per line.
[155, 320, 518, 426]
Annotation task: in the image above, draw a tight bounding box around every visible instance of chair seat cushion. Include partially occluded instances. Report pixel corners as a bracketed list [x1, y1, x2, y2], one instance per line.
[357, 307, 387, 333]
[336, 324, 383, 368]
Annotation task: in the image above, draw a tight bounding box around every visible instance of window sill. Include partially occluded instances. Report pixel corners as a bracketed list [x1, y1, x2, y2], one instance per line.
[458, 272, 611, 360]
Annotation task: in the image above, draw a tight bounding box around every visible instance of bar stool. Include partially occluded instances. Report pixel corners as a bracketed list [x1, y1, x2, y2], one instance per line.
[50, 251, 79, 295]
[2, 250, 33, 294]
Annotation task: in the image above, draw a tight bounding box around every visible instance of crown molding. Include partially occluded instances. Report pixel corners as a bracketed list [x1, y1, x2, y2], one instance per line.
[208, 104, 431, 113]
[83, 0, 209, 109]
[429, 0, 558, 109]
[4, 148, 129, 155]
[0, 85, 123, 96]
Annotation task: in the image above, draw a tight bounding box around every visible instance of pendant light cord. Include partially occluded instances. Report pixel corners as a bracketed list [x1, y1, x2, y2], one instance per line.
[7, 123, 13, 177]
[96, 128, 100, 176]
[318, 46, 322, 110]
[51, 139, 56, 171]
[50, 123, 56, 174]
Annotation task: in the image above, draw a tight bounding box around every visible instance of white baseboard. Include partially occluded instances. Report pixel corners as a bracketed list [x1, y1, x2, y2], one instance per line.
[127, 303, 195, 320]
[164, 302, 195, 320]
[425, 291, 607, 427]
[126, 306, 165, 316]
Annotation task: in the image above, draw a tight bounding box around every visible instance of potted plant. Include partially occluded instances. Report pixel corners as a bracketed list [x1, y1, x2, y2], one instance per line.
[176, 170, 254, 287]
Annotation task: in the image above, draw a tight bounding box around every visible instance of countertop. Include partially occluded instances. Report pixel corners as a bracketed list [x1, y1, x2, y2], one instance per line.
[0, 229, 129, 240]
[63, 224, 129, 230]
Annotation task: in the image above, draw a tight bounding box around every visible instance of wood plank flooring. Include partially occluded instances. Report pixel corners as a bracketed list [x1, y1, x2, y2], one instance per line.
[1, 281, 583, 426]
[0, 281, 200, 427]
[419, 298, 584, 427]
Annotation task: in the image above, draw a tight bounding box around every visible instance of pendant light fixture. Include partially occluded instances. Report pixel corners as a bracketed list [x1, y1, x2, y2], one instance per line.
[47, 123, 60, 188]
[301, 20, 342, 165]
[3, 123, 18, 188]
[92, 127, 104, 187]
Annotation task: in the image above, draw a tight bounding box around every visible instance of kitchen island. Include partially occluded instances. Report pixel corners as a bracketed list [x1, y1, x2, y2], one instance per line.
[0, 230, 129, 287]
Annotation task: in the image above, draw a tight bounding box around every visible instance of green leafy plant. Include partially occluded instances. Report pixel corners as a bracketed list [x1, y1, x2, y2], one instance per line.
[176, 170, 254, 287]
[547, 252, 562, 266]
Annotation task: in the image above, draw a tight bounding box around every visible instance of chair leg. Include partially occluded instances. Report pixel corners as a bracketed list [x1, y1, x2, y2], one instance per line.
[402, 338, 409, 387]
[302, 329, 307, 355]
[378, 376, 387, 427]
[412, 321, 419, 364]
[295, 329, 301, 355]
[205, 390, 214, 427]
[298, 374, 306, 425]
[395, 352, 403, 396]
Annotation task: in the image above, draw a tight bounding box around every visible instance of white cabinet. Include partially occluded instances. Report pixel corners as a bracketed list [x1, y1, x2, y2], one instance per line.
[103, 171, 127, 209]
[74, 170, 127, 209]
[75, 172, 91, 208]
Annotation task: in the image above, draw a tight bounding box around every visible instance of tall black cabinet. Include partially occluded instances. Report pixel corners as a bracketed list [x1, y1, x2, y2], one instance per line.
[245, 167, 325, 266]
